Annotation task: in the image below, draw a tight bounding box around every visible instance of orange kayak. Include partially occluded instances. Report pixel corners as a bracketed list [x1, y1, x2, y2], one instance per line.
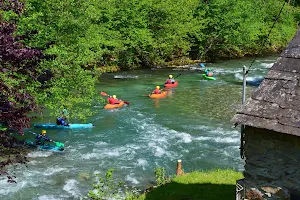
[164, 81, 178, 88]
[104, 101, 125, 109]
[149, 91, 167, 99]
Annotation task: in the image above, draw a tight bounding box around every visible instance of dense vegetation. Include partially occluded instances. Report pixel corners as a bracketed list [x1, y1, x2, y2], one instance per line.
[0, 0, 299, 172]
[15, 0, 300, 70]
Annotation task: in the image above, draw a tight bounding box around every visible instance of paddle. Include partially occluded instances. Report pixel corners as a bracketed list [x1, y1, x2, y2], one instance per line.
[174, 73, 182, 79]
[28, 131, 65, 148]
[100, 91, 130, 105]
[161, 73, 182, 87]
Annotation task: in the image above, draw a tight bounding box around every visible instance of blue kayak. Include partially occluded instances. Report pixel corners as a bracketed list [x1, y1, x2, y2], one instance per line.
[25, 140, 64, 152]
[33, 123, 94, 129]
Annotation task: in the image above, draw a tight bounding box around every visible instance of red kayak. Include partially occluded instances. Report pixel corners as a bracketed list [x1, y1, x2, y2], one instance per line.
[164, 81, 178, 88]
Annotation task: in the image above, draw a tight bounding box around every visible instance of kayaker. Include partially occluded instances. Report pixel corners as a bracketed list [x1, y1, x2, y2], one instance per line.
[205, 68, 213, 77]
[36, 130, 51, 145]
[165, 75, 176, 84]
[56, 116, 69, 126]
[108, 95, 121, 104]
[152, 86, 162, 94]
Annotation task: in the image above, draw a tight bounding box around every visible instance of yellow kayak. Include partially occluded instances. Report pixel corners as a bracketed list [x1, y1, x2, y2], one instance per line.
[104, 101, 125, 109]
[149, 91, 167, 99]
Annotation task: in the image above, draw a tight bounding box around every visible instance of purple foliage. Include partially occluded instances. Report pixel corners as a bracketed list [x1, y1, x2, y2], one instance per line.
[0, 0, 25, 16]
[0, 0, 46, 177]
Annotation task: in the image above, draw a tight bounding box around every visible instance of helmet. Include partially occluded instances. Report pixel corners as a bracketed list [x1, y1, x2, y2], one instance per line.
[169, 75, 173, 78]
[42, 130, 46, 135]
[208, 68, 211, 71]
[112, 95, 117, 99]
[156, 86, 160, 89]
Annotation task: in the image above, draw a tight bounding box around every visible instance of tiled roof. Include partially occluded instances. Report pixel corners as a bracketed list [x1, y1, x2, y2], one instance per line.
[232, 28, 300, 137]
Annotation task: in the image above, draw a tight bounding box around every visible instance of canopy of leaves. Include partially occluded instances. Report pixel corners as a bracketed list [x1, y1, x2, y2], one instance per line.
[15, 0, 300, 70]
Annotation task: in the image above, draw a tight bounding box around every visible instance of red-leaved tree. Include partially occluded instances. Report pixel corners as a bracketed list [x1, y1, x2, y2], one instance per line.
[0, 0, 49, 180]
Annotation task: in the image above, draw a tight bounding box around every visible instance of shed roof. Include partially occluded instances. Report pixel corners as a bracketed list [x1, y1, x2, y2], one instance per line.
[232, 28, 300, 137]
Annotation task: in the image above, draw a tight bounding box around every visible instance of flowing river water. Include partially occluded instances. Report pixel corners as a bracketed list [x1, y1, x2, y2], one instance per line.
[1, 56, 277, 199]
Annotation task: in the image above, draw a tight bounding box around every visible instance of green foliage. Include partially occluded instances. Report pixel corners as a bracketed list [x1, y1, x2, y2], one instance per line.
[154, 167, 170, 186]
[18, 0, 299, 67]
[88, 168, 140, 200]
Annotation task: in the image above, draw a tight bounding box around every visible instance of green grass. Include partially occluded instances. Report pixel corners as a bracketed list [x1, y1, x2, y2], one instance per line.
[136, 169, 243, 200]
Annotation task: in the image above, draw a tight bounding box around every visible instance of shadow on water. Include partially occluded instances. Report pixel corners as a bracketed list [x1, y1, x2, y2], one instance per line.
[143, 182, 236, 200]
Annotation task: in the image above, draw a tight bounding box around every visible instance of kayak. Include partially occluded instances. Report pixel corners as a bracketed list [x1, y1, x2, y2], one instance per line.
[164, 81, 178, 88]
[104, 101, 125, 109]
[33, 123, 94, 129]
[202, 74, 216, 80]
[149, 91, 167, 99]
[24, 140, 64, 152]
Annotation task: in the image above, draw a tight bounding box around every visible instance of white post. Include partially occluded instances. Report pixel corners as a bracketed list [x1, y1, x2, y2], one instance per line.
[242, 66, 247, 105]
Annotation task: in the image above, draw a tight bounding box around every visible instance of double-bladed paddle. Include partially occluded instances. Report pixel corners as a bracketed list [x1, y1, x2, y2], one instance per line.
[28, 131, 65, 148]
[100, 91, 130, 105]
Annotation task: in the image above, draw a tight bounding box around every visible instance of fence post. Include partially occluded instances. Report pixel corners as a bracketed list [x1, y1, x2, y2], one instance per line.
[176, 160, 184, 176]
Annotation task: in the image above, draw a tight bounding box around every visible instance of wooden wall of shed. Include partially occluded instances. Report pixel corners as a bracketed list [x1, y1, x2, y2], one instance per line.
[243, 126, 300, 199]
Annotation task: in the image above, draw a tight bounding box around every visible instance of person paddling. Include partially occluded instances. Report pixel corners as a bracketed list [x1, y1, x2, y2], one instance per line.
[56, 108, 69, 126]
[205, 68, 214, 77]
[36, 130, 51, 145]
[152, 86, 162, 94]
[108, 95, 121, 104]
[165, 75, 176, 84]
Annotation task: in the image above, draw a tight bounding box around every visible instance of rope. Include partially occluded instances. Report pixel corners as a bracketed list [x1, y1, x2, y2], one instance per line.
[245, 1, 286, 75]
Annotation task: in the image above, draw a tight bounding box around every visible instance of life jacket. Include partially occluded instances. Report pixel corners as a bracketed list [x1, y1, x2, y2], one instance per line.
[208, 72, 213, 77]
[166, 79, 172, 84]
[36, 134, 50, 145]
[153, 89, 161, 94]
[57, 117, 66, 125]
[108, 97, 120, 104]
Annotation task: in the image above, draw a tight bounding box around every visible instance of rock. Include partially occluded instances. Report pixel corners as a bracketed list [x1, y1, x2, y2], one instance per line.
[78, 172, 90, 181]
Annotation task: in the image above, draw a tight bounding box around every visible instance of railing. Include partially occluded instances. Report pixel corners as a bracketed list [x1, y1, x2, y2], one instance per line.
[236, 179, 245, 200]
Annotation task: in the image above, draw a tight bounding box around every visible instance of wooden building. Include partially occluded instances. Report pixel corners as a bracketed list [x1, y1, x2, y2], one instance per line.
[232, 28, 300, 200]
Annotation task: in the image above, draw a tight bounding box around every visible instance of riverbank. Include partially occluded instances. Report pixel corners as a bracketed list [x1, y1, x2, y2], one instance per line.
[136, 169, 243, 200]
[0, 137, 31, 178]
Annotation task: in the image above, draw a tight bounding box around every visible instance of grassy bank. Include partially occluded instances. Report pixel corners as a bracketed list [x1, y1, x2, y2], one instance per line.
[137, 169, 243, 200]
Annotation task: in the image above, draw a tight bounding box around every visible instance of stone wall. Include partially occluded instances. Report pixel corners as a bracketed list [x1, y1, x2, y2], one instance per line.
[243, 126, 300, 200]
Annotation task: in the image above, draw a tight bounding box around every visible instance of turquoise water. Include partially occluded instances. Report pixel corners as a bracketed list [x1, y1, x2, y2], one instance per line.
[0, 56, 277, 199]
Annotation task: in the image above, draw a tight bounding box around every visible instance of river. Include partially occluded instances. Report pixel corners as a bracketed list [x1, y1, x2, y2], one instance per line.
[0, 56, 277, 199]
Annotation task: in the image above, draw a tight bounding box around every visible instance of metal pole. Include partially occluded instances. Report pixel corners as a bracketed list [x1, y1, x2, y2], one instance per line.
[240, 66, 247, 160]
[242, 66, 246, 105]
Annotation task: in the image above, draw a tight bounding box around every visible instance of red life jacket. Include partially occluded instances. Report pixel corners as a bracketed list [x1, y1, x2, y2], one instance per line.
[208, 72, 213, 77]
[108, 97, 120, 104]
[166, 79, 172, 84]
[153, 89, 161, 94]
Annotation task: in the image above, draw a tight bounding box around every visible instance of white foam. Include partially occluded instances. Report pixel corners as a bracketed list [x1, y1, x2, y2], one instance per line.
[63, 179, 80, 198]
[136, 159, 148, 167]
[148, 142, 169, 157]
[94, 141, 108, 146]
[212, 137, 240, 144]
[234, 73, 264, 82]
[81, 153, 99, 160]
[136, 159, 148, 170]
[213, 68, 243, 74]
[27, 151, 53, 158]
[260, 62, 274, 68]
[0, 178, 27, 196]
[38, 195, 62, 200]
[125, 175, 139, 184]
[174, 132, 192, 143]
[43, 167, 67, 176]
